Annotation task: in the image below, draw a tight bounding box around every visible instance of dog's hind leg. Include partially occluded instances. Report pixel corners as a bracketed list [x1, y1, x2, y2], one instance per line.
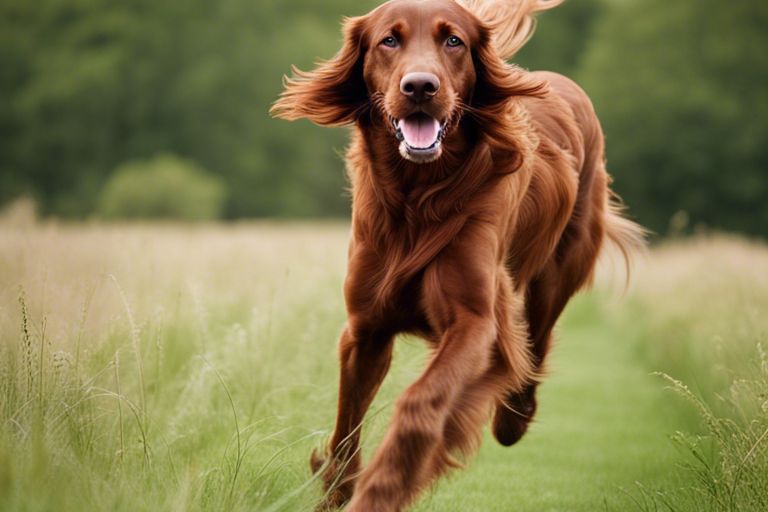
[493, 129, 610, 447]
[313, 324, 394, 510]
[492, 241, 602, 446]
[493, 204, 606, 446]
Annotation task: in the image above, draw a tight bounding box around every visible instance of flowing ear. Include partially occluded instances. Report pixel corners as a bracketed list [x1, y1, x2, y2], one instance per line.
[270, 16, 368, 126]
[471, 28, 547, 109]
[458, 0, 565, 60]
[469, 28, 547, 171]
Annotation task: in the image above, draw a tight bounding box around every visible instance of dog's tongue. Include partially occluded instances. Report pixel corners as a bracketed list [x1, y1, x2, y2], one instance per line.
[398, 115, 440, 149]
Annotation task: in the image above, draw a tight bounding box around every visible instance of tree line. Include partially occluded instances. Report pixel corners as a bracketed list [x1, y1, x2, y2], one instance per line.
[1, 0, 766, 236]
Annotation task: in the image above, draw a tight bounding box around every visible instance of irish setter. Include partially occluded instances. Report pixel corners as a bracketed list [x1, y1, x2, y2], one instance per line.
[272, 1, 644, 510]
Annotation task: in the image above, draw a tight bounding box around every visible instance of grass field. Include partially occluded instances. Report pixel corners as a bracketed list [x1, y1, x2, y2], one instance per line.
[0, 219, 766, 511]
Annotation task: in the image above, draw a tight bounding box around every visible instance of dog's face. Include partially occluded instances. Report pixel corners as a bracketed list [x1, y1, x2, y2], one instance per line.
[271, 0, 546, 165]
[362, 0, 481, 163]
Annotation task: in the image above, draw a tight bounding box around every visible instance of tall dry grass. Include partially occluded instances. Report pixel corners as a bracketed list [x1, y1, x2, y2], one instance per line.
[0, 212, 766, 511]
[0, 218, 354, 511]
[616, 236, 768, 511]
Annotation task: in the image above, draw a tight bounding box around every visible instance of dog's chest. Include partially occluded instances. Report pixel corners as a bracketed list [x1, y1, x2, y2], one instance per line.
[345, 246, 435, 334]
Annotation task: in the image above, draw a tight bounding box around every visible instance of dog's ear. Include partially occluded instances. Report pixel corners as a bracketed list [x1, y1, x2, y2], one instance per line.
[271, 16, 368, 126]
[468, 27, 547, 171]
[471, 27, 547, 109]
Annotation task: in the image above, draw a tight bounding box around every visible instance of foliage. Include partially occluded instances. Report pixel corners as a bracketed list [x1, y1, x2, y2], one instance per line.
[580, 0, 768, 236]
[97, 154, 225, 220]
[1, 0, 767, 235]
[514, 0, 604, 77]
[0, 0, 379, 219]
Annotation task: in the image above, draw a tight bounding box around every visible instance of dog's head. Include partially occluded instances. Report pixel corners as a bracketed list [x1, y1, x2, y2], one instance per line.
[271, 0, 546, 164]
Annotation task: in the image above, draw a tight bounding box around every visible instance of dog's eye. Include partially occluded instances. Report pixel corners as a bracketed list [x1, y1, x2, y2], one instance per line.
[446, 35, 464, 48]
[380, 36, 398, 48]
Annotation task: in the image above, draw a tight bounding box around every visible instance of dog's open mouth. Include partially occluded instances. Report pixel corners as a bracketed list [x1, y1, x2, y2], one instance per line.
[392, 113, 446, 163]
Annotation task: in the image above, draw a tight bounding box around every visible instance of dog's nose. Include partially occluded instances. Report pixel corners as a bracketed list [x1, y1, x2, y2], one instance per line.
[400, 72, 440, 102]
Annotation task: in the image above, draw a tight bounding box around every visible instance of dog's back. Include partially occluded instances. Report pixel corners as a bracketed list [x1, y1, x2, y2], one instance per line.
[509, 70, 644, 285]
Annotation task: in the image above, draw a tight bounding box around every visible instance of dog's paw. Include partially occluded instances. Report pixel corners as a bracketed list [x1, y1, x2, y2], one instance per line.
[314, 489, 351, 512]
[310, 447, 327, 474]
[310, 448, 357, 510]
[491, 388, 537, 447]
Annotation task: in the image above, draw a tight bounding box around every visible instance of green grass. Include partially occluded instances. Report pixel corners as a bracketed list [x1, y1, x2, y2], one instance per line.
[612, 237, 768, 511]
[412, 295, 687, 512]
[0, 223, 765, 511]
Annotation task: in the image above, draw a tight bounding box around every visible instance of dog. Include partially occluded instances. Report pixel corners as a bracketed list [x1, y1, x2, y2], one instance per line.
[271, 1, 644, 510]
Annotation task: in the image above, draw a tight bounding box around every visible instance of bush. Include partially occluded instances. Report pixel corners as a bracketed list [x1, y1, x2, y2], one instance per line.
[98, 154, 225, 220]
[0, 196, 38, 228]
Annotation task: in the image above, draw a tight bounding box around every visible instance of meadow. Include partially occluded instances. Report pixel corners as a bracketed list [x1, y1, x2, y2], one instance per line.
[0, 215, 766, 511]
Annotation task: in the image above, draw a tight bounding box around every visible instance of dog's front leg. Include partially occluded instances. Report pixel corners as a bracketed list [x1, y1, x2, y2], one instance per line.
[346, 310, 496, 512]
[346, 222, 504, 512]
[313, 323, 394, 510]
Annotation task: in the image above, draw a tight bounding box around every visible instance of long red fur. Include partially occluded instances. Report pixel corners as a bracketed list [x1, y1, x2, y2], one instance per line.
[272, 1, 645, 511]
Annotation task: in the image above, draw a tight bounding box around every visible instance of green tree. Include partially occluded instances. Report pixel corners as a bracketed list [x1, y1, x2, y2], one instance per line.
[514, 0, 605, 77]
[4, 0, 766, 235]
[0, 0, 378, 219]
[580, 0, 768, 236]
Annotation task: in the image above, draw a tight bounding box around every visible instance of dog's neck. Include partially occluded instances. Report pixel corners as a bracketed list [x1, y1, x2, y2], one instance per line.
[354, 112, 521, 225]
[346, 114, 505, 306]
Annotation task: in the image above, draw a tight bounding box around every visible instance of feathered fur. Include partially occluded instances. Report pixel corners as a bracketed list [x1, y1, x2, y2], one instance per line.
[457, 0, 566, 59]
[271, 1, 645, 510]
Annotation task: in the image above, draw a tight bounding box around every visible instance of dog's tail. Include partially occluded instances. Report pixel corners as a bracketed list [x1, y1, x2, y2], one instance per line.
[603, 192, 648, 287]
[457, 0, 565, 59]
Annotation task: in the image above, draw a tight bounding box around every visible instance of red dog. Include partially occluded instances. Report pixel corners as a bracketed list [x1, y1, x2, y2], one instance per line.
[272, 1, 644, 510]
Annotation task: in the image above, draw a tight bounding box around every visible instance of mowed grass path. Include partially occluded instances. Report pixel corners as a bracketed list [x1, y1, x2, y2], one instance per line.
[411, 296, 685, 511]
[0, 223, 691, 511]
